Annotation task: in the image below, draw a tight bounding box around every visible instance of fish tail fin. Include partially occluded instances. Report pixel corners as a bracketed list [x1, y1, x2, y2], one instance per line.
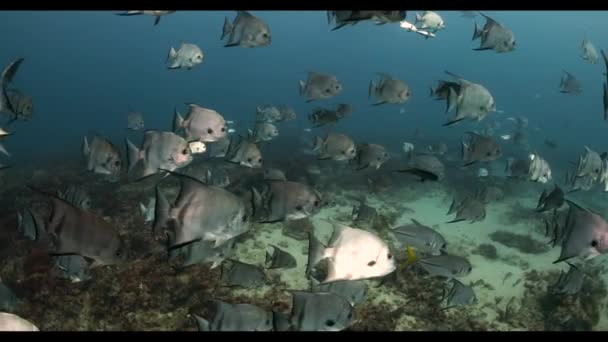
[125, 138, 141, 173]
[167, 47, 177, 64]
[298, 80, 306, 96]
[472, 21, 483, 40]
[173, 109, 184, 132]
[446, 87, 458, 113]
[461, 140, 470, 163]
[306, 232, 326, 277]
[447, 197, 458, 215]
[221, 17, 232, 40]
[312, 136, 323, 153]
[368, 80, 375, 99]
[152, 186, 170, 236]
[82, 136, 90, 157]
[154, 16, 161, 26]
[537, 189, 547, 209]
[193, 314, 210, 331]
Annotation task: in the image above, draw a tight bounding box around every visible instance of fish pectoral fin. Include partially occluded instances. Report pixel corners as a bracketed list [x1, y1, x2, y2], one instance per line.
[472, 47, 493, 51]
[446, 218, 466, 224]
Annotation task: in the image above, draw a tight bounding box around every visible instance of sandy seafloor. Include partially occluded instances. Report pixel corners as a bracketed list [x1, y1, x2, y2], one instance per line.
[1, 159, 608, 331]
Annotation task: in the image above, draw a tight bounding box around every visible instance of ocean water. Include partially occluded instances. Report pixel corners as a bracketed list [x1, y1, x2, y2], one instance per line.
[0, 10, 607, 331]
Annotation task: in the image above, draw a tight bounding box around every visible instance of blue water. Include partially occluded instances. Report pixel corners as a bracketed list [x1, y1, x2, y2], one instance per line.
[0, 10, 606, 169]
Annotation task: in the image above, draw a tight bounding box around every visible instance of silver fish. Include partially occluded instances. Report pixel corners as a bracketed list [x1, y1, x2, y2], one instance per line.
[415, 11, 445, 33]
[442, 279, 477, 309]
[352, 143, 390, 170]
[222, 260, 267, 288]
[115, 10, 175, 25]
[2, 89, 33, 123]
[311, 279, 368, 307]
[226, 136, 263, 168]
[248, 122, 279, 143]
[392, 219, 447, 256]
[580, 38, 599, 64]
[418, 254, 472, 279]
[472, 13, 515, 53]
[442, 71, 496, 126]
[446, 196, 486, 224]
[299, 72, 343, 102]
[0, 313, 39, 331]
[126, 130, 193, 179]
[195, 300, 273, 331]
[308, 104, 352, 127]
[154, 172, 250, 248]
[368, 73, 411, 105]
[127, 111, 145, 131]
[53, 255, 92, 283]
[253, 180, 322, 223]
[169, 235, 237, 269]
[461, 131, 501, 166]
[312, 132, 356, 161]
[288, 291, 354, 331]
[173, 104, 228, 142]
[559, 70, 582, 95]
[82, 135, 122, 180]
[166, 43, 204, 70]
[221, 11, 271, 48]
[549, 264, 585, 295]
[0, 58, 25, 119]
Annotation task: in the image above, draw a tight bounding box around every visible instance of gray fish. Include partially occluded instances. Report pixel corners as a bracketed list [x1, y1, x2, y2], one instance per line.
[0, 58, 25, 119]
[461, 132, 501, 166]
[308, 104, 352, 127]
[221, 11, 271, 48]
[446, 196, 486, 224]
[475, 186, 504, 204]
[82, 135, 122, 180]
[56, 185, 92, 210]
[418, 254, 472, 279]
[166, 43, 204, 70]
[173, 104, 228, 142]
[127, 111, 145, 131]
[248, 122, 279, 143]
[277, 105, 297, 121]
[253, 180, 322, 223]
[205, 137, 231, 158]
[549, 264, 585, 295]
[184, 164, 231, 188]
[559, 70, 582, 95]
[351, 201, 377, 229]
[368, 73, 411, 105]
[415, 11, 445, 33]
[442, 279, 477, 310]
[312, 132, 356, 161]
[472, 13, 515, 53]
[126, 130, 193, 179]
[195, 300, 273, 331]
[265, 245, 297, 269]
[392, 218, 447, 256]
[553, 201, 608, 263]
[442, 71, 496, 126]
[288, 291, 354, 331]
[580, 38, 599, 64]
[16, 207, 43, 241]
[0, 280, 17, 312]
[115, 10, 175, 26]
[299, 72, 343, 102]
[154, 171, 250, 248]
[168, 235, 237, 269]
[575, 146, 602, 180]
[27, 186, 127, 267]
[536, 184, 565, 212]
[226, 136, 263, 168]
[408, 153, 446, 180]
[53, 255, 92, 283]
[256, 105, 282, 123]
[505, 157, 531, 179]
[222, 260, 267, 288]
[352, 143, 390, 170]
[2, 89, 33, 124]
[311, 279, 368, 306]
[263, 167, 287, 181]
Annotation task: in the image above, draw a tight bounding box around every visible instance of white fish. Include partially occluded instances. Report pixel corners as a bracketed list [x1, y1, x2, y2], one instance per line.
[0, 313, 39, 331]
[166, 43, 204, 70]
[139, 197, 156, 223]
[308, 221, 396, 283]
[500, 134, 511, 140]
[402, 142, 414, 154]
[477, 168, 489, 177]
[189, 141, 207, 154]
[415, 11, 445, 33]
[399, 20, 436, 38]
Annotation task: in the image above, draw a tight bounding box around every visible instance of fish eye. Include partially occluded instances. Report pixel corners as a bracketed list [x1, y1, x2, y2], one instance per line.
[258, 158, 262, 163]
[182, 148, 188, 155]
[325, 320, 335, 327]
[115, 251, 121, 257]
[367, 260, 376, 266]
[295, 205, 303, 211]
[114, 160, 121, 167]
[342, 150, 346, 154]
[347, 312, 353, 319]
[242, 214, 248, 222]
[314, 200, 319, 207]
[247, 158, 252, 162]
[591, 240, 598, 247]
[479, 106, 485, 111]
[207, 128, 214, 134]
[262, 33, 268, 38]
[441, 243, 447, 249]
[595, 168, 600, 173]
[486, 152, 492, 157]
[221, 127, 226, 132]
[325, 88, 332, 94]
[387, 253, 392, 259]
